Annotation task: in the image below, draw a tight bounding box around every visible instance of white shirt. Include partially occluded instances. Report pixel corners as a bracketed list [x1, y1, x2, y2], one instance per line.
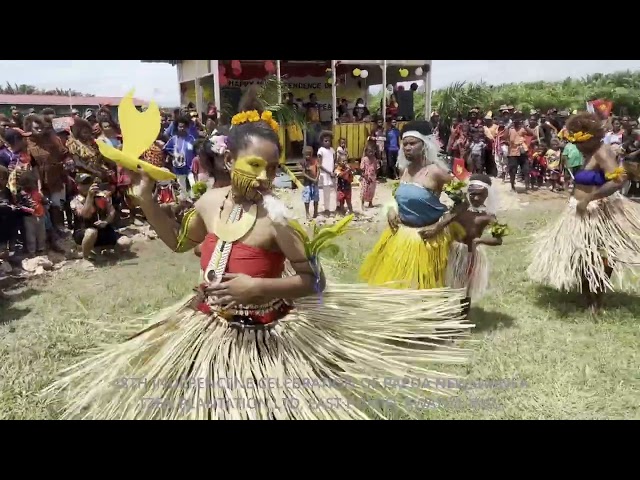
[317, 147, 335, 187]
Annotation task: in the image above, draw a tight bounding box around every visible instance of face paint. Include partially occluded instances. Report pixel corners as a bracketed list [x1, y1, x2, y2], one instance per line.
[231, 155, 271, 200]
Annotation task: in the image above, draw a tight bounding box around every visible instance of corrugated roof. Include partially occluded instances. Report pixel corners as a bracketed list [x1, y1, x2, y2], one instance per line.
[141, 60, 179, 66]
[0, 94, 147, 107]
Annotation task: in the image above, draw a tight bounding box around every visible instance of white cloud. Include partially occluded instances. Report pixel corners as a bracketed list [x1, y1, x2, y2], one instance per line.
[1, 60, 639, 108]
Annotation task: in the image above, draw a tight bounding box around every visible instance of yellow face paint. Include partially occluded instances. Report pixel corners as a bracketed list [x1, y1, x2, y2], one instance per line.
[231, 155, 271, 198]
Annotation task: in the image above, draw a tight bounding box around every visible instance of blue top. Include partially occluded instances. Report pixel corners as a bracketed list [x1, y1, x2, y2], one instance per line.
[386, 128, 401, 152]
[574, 169, 606, 186]
[163, 134, 197, 175]
[395, 182, 447, 227]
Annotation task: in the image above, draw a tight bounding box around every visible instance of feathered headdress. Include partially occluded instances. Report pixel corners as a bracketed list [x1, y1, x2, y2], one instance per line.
[96, 90, 176, 182]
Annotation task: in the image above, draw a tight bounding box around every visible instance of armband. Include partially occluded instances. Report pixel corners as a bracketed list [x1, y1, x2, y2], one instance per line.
[489, 222, 510, 239]
[174, 207, 198, 253]
[605, 166, 626, 183]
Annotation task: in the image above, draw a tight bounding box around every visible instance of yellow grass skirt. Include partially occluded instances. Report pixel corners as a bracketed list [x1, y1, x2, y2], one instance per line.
[360, 225, 453, 289]
[527, 194, 640, 293]
[286, 124, 304, 142]
[42, 284, 472, 420]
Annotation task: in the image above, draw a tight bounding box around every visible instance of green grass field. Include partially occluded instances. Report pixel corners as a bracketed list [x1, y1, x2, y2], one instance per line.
[1, 199, 639, 419]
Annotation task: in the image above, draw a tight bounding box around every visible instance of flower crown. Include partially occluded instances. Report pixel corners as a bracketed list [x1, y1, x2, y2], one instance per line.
[565, 131, 593, 143]
[231, 110, 279, 133]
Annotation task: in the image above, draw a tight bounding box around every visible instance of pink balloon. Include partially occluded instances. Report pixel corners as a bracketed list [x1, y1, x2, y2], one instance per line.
[232, 67, 241, 77]
[231, 60, 241, 70]
[264, 60, 276, 74]
[219, 75, 229, 87]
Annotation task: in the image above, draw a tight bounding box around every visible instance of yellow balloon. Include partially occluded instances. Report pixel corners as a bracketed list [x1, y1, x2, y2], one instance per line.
[399, 68, 409, 78]
[353, 68, 361, 77]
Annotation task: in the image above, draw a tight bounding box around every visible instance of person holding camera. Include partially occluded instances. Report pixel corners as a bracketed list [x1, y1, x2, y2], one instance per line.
[70, 173, 131, 261]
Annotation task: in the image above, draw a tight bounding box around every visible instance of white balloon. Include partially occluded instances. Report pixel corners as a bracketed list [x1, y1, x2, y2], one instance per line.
[360, 69, 369, 79]
[415, 67, 424, 76]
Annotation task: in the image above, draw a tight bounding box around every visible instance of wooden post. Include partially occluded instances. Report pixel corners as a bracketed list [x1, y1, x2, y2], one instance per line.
[331, 60, 337, 126]
[382, 60, 387, 126]
[211, 60, 221, 113]
[276, 60, 282, 100]
[195, 61, 203, 116]
[425, 63, 432, 120]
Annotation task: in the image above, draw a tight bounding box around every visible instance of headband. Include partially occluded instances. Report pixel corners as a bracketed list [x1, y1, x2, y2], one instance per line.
[468, 180, 490, 190]
[402, 130, 431, 144]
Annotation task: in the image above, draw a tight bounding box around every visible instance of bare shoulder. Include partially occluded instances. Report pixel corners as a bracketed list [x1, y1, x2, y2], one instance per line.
[195, 186, 230, 216]
[594, 144, 618, 170]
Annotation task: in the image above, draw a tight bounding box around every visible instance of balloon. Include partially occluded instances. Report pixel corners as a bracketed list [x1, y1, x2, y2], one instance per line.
[399, 68, 409, 78]
[264, 60, 276, 74]
[231, 60, 241, 70]
[387, 84, 394, 92]
[415, 67, 423, 76]
[360, 70, 369, 79]
[232, 68, 241, 77]
[219, 75, 228, 87]
[353, 68, 361, 77]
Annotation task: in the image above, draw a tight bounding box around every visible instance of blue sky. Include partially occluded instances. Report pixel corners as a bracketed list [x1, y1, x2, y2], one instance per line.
[1, 60, 640, 107]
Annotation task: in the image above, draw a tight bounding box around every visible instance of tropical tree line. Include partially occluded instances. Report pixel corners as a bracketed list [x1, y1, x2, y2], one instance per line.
[368, 70, 640, 124]
[0, 82, 94, 97]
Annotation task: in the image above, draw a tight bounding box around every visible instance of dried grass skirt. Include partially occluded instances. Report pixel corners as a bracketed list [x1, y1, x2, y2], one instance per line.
[445, 242, 490, 300]
[42, 284, 473, 420]
[527, 194, 640, 293]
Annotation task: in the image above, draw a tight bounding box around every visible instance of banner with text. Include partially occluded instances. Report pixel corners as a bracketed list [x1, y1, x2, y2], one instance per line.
[227, 76, 365, 123]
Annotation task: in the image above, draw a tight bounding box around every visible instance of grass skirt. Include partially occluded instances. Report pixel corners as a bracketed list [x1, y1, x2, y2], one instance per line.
[42, 284, 473, 420]
[359, 225, 453, 289]
[527, 194, 640, 293]
[445, 242, 490, 300]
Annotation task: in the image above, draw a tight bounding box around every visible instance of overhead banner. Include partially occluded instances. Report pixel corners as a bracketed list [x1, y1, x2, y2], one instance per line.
[226, 76, 365, 123]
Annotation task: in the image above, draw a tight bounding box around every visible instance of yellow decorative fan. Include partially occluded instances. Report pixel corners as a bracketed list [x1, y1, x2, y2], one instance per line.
[96, 90, 176, 181]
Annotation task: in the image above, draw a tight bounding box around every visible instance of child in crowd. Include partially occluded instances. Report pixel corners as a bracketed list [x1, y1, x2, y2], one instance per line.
[468, 131, 487, 174]
[299, 146, 320, 220]
[545, 138, 564, 192]
[154, 169, 181, 219]
[335, 152, 354, 214]
[17, 170, 47, 257]
[360, 145, 378, 209]
[317, 131, 336, 213]
[336, 137, 348, 159]
[0, 165, 20, 256]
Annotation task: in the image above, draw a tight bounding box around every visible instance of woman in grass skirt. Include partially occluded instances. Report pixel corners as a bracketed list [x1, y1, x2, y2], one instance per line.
[42, 91, 473, 420]
[360, 121, 465, 289]
[527, 112, 640, 312]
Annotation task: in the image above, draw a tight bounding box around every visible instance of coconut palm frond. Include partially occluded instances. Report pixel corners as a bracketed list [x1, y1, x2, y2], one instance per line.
[256, 74, 308, 131]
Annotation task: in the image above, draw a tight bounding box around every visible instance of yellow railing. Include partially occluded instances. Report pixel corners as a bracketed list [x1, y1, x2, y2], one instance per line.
[332, 121, 408, 160]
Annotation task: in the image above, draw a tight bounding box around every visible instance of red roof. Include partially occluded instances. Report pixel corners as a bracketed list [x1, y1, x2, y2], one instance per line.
[0, 94, 147, 107]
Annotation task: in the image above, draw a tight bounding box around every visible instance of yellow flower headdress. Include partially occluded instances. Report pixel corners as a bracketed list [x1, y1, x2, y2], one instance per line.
[565, 131, 594, 143]
[231, 110, 279, 133]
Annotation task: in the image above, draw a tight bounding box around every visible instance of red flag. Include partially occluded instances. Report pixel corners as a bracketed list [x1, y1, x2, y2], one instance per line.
[452, 158, 470, 181]
[590, 99, 613, 118]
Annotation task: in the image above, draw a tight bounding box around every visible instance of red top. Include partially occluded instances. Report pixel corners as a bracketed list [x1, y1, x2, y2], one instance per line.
[200, 233, 286, 278]
[198, 233, 290, 324]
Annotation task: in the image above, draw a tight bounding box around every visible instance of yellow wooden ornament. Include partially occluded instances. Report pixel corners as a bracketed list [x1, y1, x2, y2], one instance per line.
[96, 90, 176, 182]
[213, 203, 258, 243]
